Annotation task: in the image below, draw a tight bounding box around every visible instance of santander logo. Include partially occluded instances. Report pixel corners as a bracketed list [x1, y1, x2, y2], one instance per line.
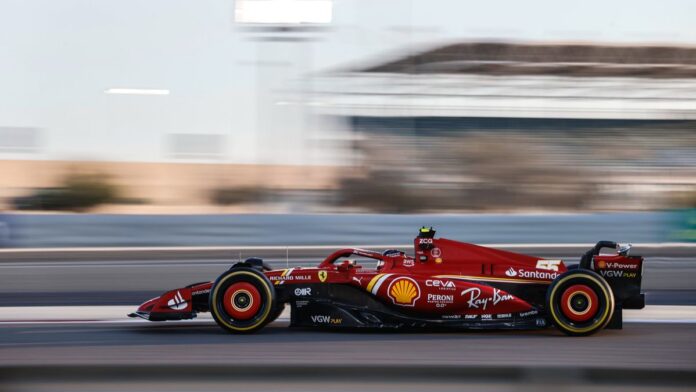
[505, 267, 517, 277]
[167, 291, 187, 310]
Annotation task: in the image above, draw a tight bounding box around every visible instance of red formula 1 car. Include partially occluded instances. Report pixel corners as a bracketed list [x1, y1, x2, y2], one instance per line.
[130, 227, 645, 336]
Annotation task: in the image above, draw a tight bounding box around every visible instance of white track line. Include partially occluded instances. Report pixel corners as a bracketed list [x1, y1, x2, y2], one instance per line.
[2, 243, 696, 253]
[1, 305, 695, 324]
[624, 306, 696, 323]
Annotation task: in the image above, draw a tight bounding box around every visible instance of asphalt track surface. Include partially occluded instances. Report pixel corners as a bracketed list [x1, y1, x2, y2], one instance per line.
[1, 320, 695, 370]
[2, 363, 695, 392]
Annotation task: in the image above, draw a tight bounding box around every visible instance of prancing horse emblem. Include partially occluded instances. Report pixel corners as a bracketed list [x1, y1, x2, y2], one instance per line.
[318, 270, 328, 282]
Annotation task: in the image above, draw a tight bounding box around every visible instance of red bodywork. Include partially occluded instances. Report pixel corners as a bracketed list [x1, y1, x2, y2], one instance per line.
[133, 235, 570, 321]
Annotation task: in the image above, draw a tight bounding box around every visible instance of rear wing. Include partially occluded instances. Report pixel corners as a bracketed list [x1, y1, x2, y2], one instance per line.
[580, 241, 644, 310]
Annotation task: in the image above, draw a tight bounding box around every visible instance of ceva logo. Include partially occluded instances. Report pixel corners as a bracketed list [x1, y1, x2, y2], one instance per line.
[505, 267, 517, 277]
[425, 279, 456, 289]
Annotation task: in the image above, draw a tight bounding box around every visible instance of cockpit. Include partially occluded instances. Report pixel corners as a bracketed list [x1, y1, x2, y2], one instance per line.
[318, 248, 411, 272]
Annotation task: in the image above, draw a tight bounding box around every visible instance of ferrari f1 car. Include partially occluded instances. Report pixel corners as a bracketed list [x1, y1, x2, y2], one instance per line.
[129, 227, 645, 336]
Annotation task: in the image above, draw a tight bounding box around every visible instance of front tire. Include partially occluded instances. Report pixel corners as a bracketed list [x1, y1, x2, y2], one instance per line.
[209, 267, 276, 334]
[546, 269, 615, 336]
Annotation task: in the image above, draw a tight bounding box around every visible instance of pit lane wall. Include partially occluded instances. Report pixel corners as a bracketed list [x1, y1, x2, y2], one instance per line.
[0, 211, 682, 248]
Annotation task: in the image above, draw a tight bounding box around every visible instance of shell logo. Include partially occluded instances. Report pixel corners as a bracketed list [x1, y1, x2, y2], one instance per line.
[597, 260, 606, 269]
[387, 277, 421, 306]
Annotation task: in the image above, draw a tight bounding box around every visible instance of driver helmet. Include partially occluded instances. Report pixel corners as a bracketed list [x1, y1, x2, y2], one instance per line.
[382, 249, 403, 258]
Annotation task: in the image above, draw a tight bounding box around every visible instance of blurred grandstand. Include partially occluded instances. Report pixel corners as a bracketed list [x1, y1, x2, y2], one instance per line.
[315, 42, 696, 211]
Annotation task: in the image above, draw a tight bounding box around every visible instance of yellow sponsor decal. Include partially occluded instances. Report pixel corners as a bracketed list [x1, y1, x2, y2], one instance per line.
[318, 270, 328, 282]
[366, 273, 384, 292]
[387, 277, 420, 307]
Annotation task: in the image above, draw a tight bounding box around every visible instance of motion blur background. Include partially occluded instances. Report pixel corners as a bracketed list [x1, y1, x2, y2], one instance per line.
[2, 1, 696, 390]
[2, 0, 696, 221]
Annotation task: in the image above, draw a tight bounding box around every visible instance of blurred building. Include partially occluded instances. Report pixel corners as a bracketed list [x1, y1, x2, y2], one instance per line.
[3, 41, 696, 212]
[315, 42, 696, 210]
[319, 42, 696, 119]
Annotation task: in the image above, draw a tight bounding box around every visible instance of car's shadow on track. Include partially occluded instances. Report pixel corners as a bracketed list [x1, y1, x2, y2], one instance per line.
[121, 320, 581, 348]
[0, 320, 636, 351]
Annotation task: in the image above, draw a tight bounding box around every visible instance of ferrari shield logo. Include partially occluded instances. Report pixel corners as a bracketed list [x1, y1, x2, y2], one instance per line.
[318, 270, 328, 282]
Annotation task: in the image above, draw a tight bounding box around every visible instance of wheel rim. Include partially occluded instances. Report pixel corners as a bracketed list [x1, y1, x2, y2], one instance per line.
[560, 284, 598, 322]
[223, 282, 261, 320]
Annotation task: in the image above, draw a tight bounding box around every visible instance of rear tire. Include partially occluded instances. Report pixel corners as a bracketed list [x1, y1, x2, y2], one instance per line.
[209, 267, 276, 334]
[546, 270, 615, 336]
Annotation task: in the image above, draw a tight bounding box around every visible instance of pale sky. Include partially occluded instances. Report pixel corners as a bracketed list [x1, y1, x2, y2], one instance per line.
[1, 0, 696, 164]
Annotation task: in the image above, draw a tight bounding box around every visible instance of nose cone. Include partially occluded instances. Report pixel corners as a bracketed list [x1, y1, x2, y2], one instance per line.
[128, 288, 195, 321]
[128, 296, 161, 319]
